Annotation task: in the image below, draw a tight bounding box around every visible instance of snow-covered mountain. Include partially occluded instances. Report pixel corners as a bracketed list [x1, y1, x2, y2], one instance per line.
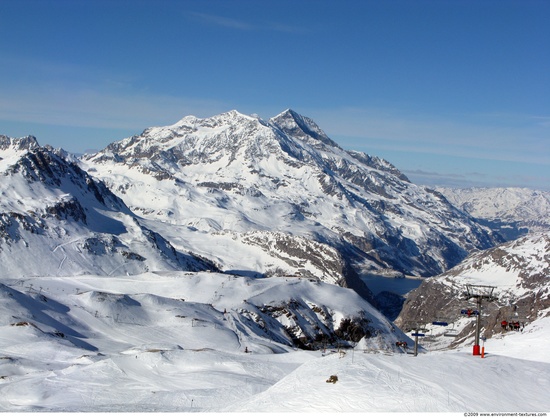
[0, 135, 217, 278]
[80, 109, 498, 281]
[0, 272, 406, 356]
[0, 270, 417, 411]
[396, 231, 550, 349]
[436, 187, 550, 240]
[1, 117, 549, 412]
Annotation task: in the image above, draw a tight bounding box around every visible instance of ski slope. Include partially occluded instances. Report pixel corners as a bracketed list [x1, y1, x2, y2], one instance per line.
[0, 272, 548, 412]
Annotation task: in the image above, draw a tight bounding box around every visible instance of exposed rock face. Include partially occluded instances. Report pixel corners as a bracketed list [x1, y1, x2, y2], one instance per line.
[80, 109, 499, 287]
[0, 139, 218, 277]
[252, 299, 376, 350]
[0, 135, 39, 152]
[235, 284, 401, 351]
[396, 232, 550, 347]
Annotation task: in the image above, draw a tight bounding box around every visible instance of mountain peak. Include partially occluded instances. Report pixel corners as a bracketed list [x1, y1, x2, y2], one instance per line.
[269, 109, 341, 149]
[0, 135, 40, 152]
[80, 108, 499, 278]
[171, 110, 262, 129]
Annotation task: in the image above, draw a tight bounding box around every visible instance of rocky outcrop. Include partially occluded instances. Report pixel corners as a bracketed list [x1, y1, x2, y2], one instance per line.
[0, 139, 219, 277]
[396, 232, 550, 347]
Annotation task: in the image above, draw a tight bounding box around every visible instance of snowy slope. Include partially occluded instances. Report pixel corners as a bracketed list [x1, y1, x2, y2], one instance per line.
[397, 231, 550, 350]
[0, 272, 403, 355]
[224, 343, 550, 412]
[0, 271, 548, 412]
[0, 136, 216, 277]
[81, 109, 498, 279]
[1, 118, 548, 413]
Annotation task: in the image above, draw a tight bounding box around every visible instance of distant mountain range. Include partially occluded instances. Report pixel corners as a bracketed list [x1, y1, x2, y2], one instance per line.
[436, 187, 550, 240]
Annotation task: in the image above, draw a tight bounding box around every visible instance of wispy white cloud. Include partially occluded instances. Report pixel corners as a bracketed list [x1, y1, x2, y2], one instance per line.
[404, 167, 550, 190]
[0, 83, 228, 131]
[187, 11, 307, 33]
[305, 106, 550, 166]
[188, 12, 256, 31]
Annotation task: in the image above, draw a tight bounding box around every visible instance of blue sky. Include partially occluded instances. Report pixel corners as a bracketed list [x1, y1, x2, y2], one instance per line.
[1, 0, 549, 190]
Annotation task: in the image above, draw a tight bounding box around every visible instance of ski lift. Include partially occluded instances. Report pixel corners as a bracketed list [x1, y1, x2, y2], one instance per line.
[443, 322, 459, 337]
[432, 315, 450, 327]
[403, 320, 428, 334]
[431, 315, 458, 337]
[460, 308, 479, 317]
[422, 332, 437, 342]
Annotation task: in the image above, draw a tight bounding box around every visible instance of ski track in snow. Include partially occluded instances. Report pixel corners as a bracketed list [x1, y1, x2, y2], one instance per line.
[224, 350, 549, 413]
[0, 273, 548, 412]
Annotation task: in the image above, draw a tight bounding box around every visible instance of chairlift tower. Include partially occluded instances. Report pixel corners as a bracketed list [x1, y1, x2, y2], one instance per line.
[404, 321, 428, 357]
[431, 317, 459, 337]
[462, 284, 497, 356]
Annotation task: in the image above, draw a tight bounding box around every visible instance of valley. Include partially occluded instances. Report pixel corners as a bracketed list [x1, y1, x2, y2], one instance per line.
[0, 110, 548, 412]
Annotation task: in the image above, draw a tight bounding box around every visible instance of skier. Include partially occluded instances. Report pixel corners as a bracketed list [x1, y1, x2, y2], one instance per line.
[501, 320, 508, 330]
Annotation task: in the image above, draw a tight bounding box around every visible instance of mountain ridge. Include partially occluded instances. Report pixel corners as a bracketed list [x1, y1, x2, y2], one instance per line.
[396, 230, 550, 349]
[436, 186, 550, 240]
[80, 109, 499, 282]
[0, 143, 217, 278]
